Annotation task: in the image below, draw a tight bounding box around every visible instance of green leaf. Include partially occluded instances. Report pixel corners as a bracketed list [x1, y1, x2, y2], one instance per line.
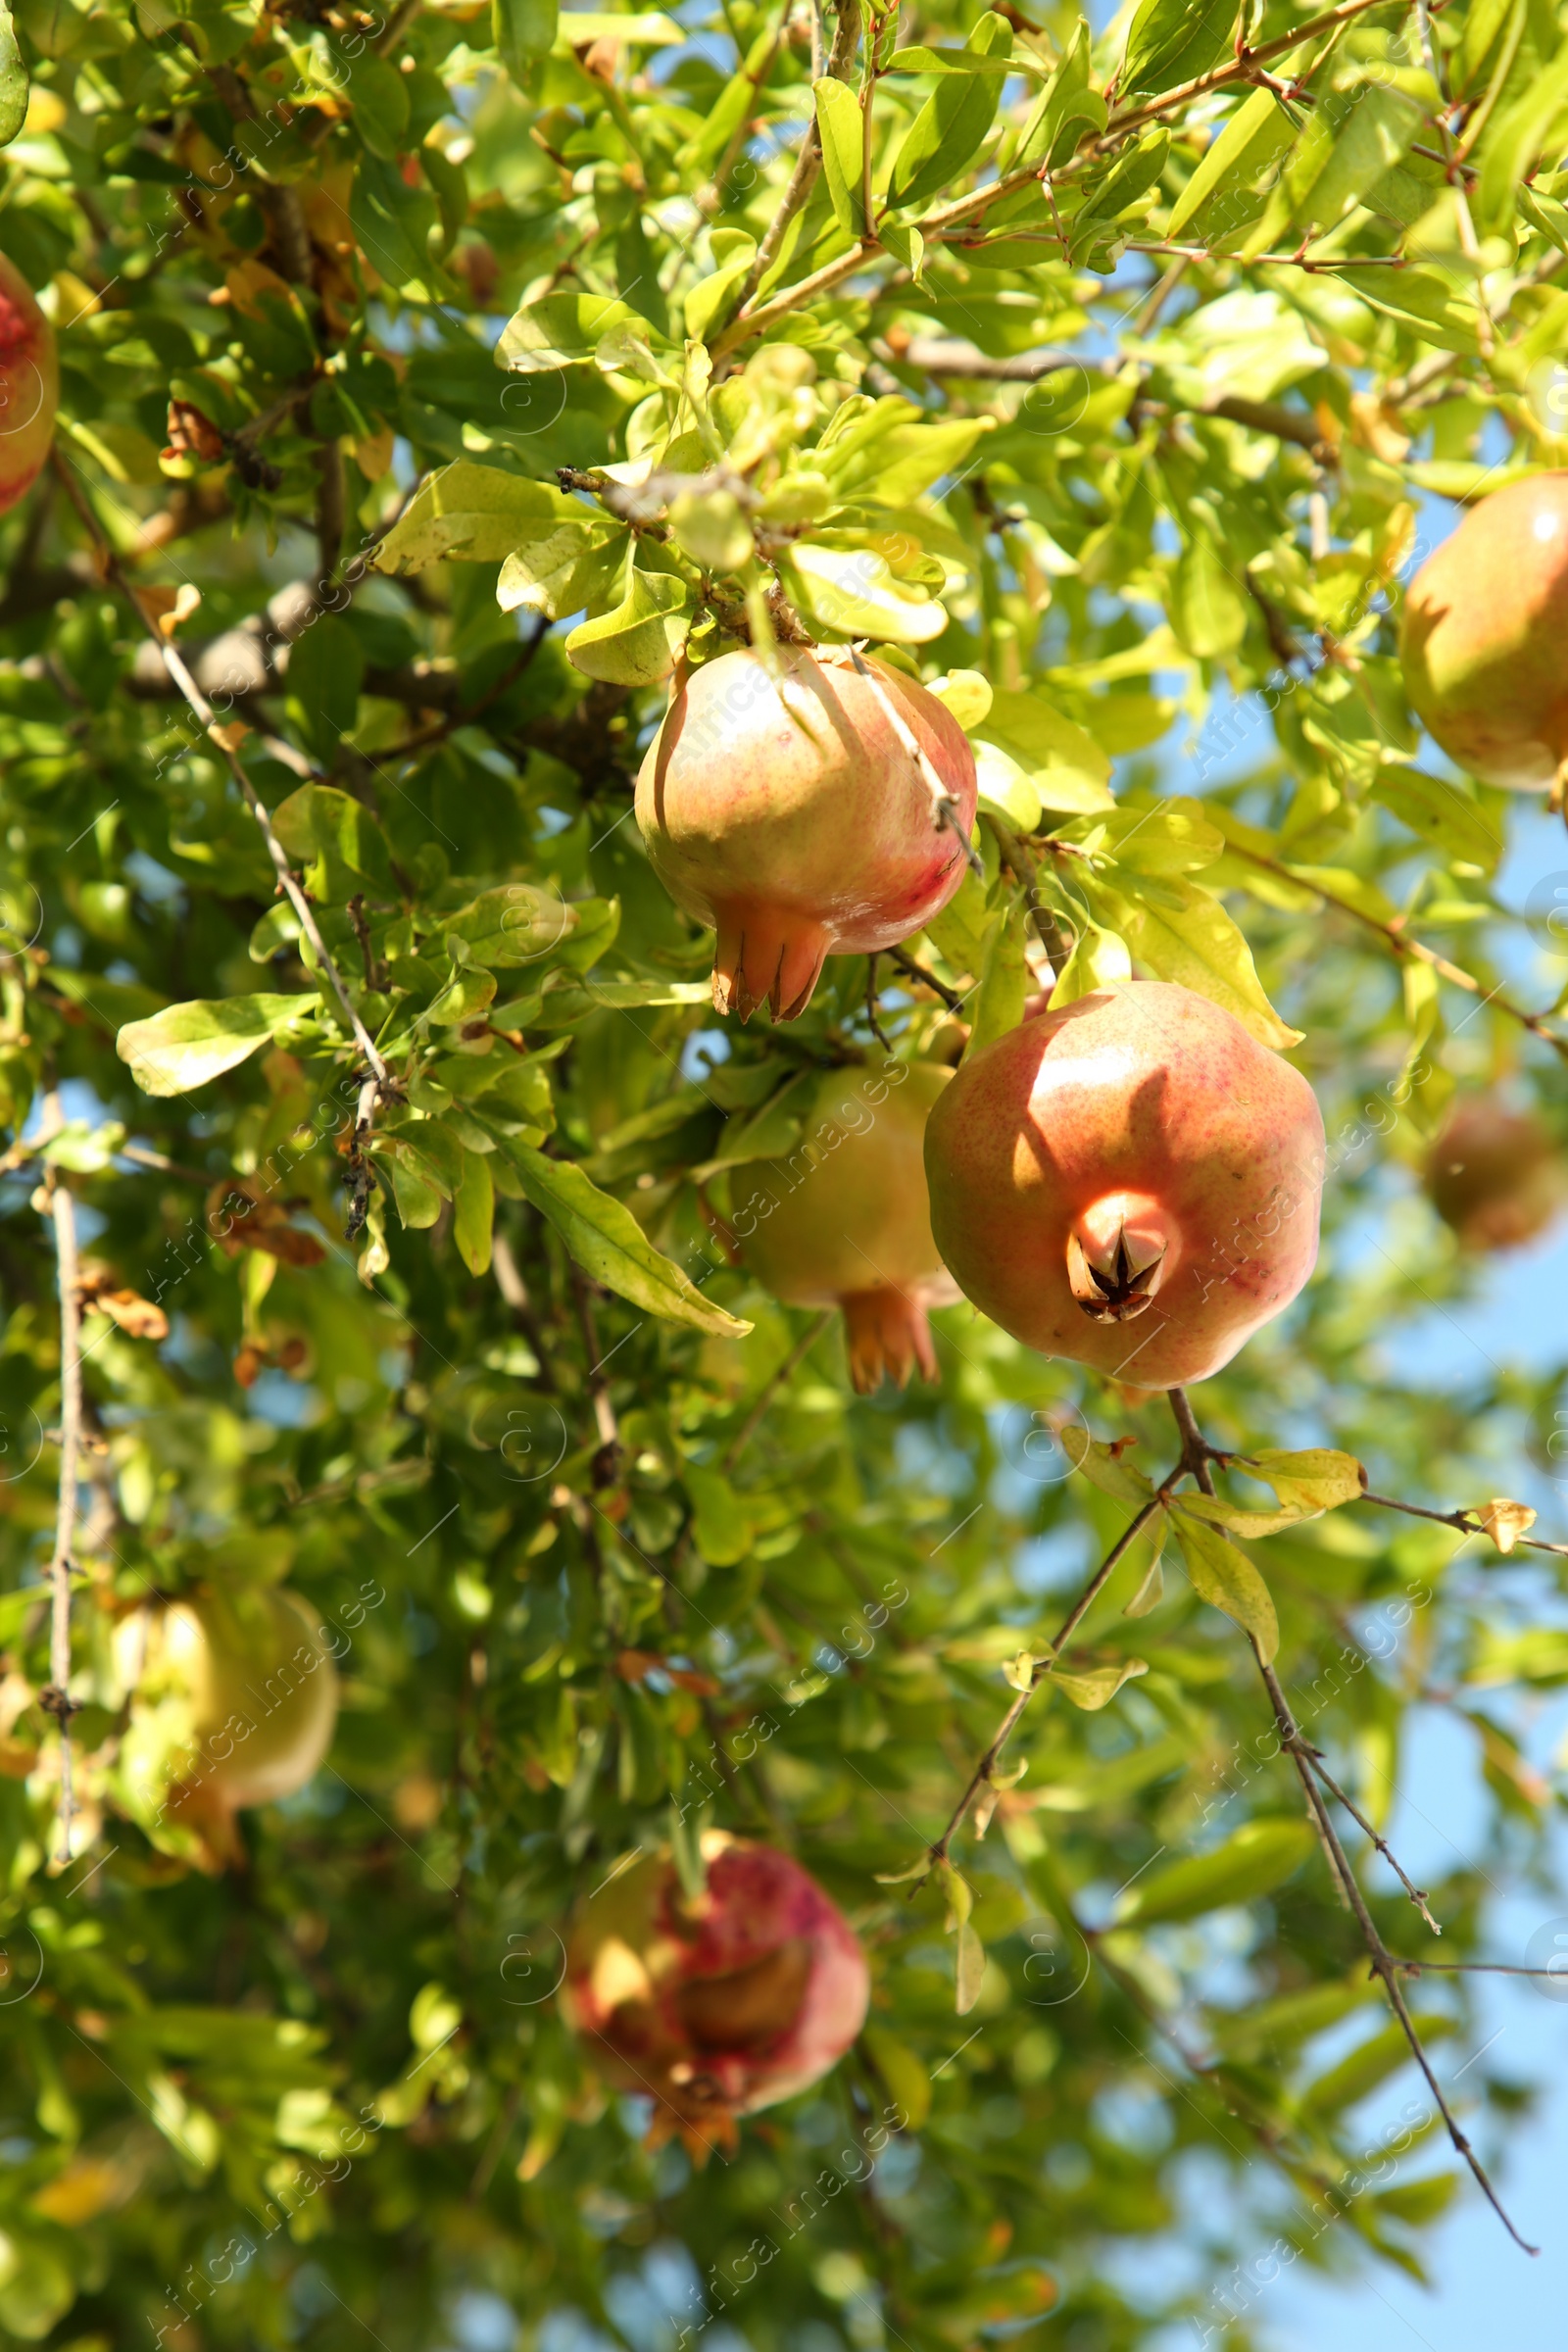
[1372, 767, 1504, 875]
[1049, 1656, 1149, 1710]
[270, 784, 391, 904]
[777, 542, 949, 643]
[1303, 2018, 1455, 2114]
[283, 617, 365, 766]
[500, 1143, 751, 1337]
[1060, 1425, 1159, 1506]
[1476, 46, 1568, 231]
[1086, 873, 1301, 1051]
[1341, 266, 1487, 358]
[814, 77, 865, 239]
[1116, 1818, 1315, 1925]
[117, 995, 321, 1097]
[1240, 1448, 1365, 1515]
[375, 463, 600, 573]
[684, 1464, 753, 1565]
[1279, 83, 1423, 239]
[444, 886, 582, 967]
[0, 1, 26, 147]
[1166, 85, 1295, 243]
[860, 2027, 932, 2131]
[453, 1148, 495, 1276]
[1171, 1507, 1279, 1662]
[684, 231, 757, 342]
[964, 901, 1027, 1055]
[499, 292, 665, 373]
[1119, 0, 1237, 99]
[564, 562, 693, 684]
[978, 689, 1113, 813]
[493, 0, 557, 78]
[1050, 920, 1132, 1007]
[1170, 532, 1249, 660]
[1017, 18, 1106, 172]
[887, 10, 1011, 212]
[955, 1920, 986, 2014]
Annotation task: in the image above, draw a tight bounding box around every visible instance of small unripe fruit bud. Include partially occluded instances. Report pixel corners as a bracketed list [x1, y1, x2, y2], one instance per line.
[0, 255, 59, 518]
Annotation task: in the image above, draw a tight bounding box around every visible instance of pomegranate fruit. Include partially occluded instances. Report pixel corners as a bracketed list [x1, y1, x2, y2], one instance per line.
[1399, 472, 1568, 793]
[728, 1060, 957, 1391]
[924, 981, 1325, 1388]
[561, 1832, 868, 2139]
[636, 646, 977, 1021]
[1426, 1094, 1568, 1251]
[117, 1584, 339, 1824]
[0, 255, 59, 517]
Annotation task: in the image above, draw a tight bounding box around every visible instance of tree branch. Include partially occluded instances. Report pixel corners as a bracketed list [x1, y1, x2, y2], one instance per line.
[1167, 1386, 1538, 2257]
[918, 1485, 1169, 1878]
[729, 0, 862, 315]
[52, 454, 392, 1107]
[1223, 840, 1568, 1062]
[722, 1308, 834, 1473]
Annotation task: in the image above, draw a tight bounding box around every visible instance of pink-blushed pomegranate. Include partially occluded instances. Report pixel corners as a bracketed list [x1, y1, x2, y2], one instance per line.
[1426, 1094, 1568, 1251]
[729, 1060, 957, 1391]
[1399, 472, 1568, 793]
[636, 646, 977, 1021]
[0, 255, 59, 517]
[561, 1832, 869, 2149]
[924, 982, 1325, 1389]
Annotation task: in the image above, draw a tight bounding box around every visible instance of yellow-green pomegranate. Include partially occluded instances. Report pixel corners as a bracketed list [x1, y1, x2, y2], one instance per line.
[117, 1585, 338, 1822]
[1399, 473, 1568, 793]
[727, 1060, 956, 1391]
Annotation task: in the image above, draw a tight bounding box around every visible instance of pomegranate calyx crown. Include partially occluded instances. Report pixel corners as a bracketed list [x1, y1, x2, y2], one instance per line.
[1065, 1218, 1167, 1324]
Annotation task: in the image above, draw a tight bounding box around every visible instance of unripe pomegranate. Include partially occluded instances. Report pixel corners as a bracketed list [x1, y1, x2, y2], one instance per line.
[924, 982, 1325, 1388]
[561, 1833, 868, 2136]
[116, 1584, 338, 1817]
[729, 1060, 957, 1391]
[1426, 1094, 1568, 1251]
[636, 646, 977, 1021]
[1399, 473, 1568, 792]
[0, 255, 59, 517]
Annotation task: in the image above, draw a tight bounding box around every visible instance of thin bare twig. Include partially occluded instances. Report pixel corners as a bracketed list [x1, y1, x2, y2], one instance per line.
[1167, 1387, 1538, 2256]
[1358, 1486, 1568, 1562]
[919, 1485, 1169, 1877]
[37, 1094, 81, 1864]
[721, 1308, 834, 1473]
[887, 944, 965, 1013]
[51, 455, 391, 1106]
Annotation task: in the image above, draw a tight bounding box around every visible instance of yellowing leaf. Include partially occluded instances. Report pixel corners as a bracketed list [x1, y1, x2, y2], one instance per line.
[1171, 1506, 1278, 1662]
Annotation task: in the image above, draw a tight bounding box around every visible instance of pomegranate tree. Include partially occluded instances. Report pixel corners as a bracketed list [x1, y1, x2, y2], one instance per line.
[1426, 1094, 1568, 1251]
[0, 255, 59, 517]
[636, 646, 977, 1021]
[729, 1060, 956, 1391]
[117, 1585, 339, 1842]
[924, 982, 1325, 1388]
[1399, 472, 1568, 793]
[561, 1833, 869, 2137]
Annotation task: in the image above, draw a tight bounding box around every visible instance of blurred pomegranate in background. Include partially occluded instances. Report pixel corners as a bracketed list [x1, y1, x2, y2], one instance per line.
[1426, 1094, 1568, 1251]
[561, 1832, 868, 2147]
[0, 253, 59, 516]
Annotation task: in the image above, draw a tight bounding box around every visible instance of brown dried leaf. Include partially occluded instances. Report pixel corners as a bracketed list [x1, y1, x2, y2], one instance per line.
[1475, 1497, 1537, 1554]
